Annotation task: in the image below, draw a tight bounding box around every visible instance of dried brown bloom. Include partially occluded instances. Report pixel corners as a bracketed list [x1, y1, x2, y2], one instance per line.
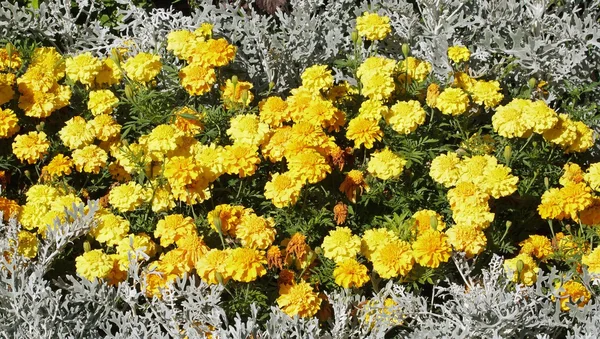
[285, 233, 308, 263]
[278, 268, 295, 287]
[267, 245, 284, 270]
[333, 202, 348, 225]
[339, 170, 369, 203]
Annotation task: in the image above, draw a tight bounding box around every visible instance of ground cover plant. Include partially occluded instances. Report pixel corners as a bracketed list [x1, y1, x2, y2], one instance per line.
[1, 0, 600, 338]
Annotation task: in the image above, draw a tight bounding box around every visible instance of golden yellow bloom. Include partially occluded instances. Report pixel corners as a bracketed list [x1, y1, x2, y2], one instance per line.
[356, 12, 391, 41]
[0, 197, 21, 222]
[0, 46, 22, 71]
[108, 182, 149, 212]
[346, 116, 382, 149]
[224, 247, 267, 282]
[412, 229, 452, 268]
[554, 280, 590, 311]
[582, 247, 600, 275]
[560, 163, 585, 186]
[358, 99, 388, 120]
[503, 253, 539, 286]
[222, 143, 261, 178]
[207, 204, 249, 237]
[519, 235, 552, 261]
[65, 52, 103, 86]
[361, 228, 399, 260]
[145, 124, 184, 156]
[447, 46, 470, 63]
[88, 89, 118, 116]
[195, 248, 231, 285]
[445, 224, 486, 258]
[429, 153, 461, 187]
[277, 281, 321, 318]
[90, 114, 121, 141]
[480, 165, 519, 198]
[17, 230, 38, 259]
[12, 131, 50, 164]
[227, 114, 270, 147]
[236, 214, 276, 250]
[288, 149, 331, 184]
[0, 73, 16, 105]
[91, 213, 130, 247]
[412, 209, 446, 234]
[115, 233, 157, 266]
[360, 72, 395, 101]
[76, 249, 114, 281]
[426, 83, 440, 107]
[72, 145, 108, 174]
[0, 108, 19, 138]
[179, 63, 216, 96]
[321, 227, 361, 263]
[221, 78, 254, 108]
[301, 64, 334, 93]
[398, 57, 432, 83]
[154, 214, 197, 247]
[187, 38, 236, 67]
[339, 170, 369, 203]
[264, 172, 303, 208]
[538, 188, 566, 220]
[164, 155, 202, 187]
[384, 100, 426, 135]
[559, 182, 594, 220]
[435, 87, 470, 116]
[367, 148, 406, 180]
[447, 181, 489, 210]
[543, 114, 577, 148]
[333, 258, 370, 288]
[371, 239, 414, 279]
[470, 80, 503, 108]
[59, 116, 95, 150]
[123, 52, 162, 83]
[166, 29, 197, 59]
[567, 120, 595, 153]
[176, 233, 209, 268]
[94, 58, 122, 87]
[585, 163, 600, 191]
[259, 96, 290, 128]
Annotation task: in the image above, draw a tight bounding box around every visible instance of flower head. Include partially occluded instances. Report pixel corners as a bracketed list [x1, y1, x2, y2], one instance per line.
[333, 258, 370, 288]
[224, 247, 267, 282]
[367, 148, 406, 180]
[356, 12, 391, 41]
[321, 227, 361, 263]
[412, 229, 452, 268]
[277, 281, 321, 318]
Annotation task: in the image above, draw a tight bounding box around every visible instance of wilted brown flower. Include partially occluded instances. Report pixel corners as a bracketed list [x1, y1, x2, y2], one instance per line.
[278, 268, 295, 287]
[267, 245, 284, 270]
[333, 202, 348, 225]
[285, 233, 308, 263]
[339, 170, 369, 203]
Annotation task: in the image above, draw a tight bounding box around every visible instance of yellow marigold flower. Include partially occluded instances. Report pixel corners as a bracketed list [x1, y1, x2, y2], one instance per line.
[72, 145, 108, 174]
[179, 63, 216, 96]
[429, 153, 461, 187]
[0, 73, 16, 105]
[192, 143, 226, 181]
[194, 23, 213, 38]
[65, 52, 103, 86]
[0, 108, 19, 138]
[17, 230, 38, 259]
[491, 99, 530, 138]
[177, 233, 209, 268]
[88, 89, 119, 116]
[585, 163, 600, 191]
[277, 281, 321, 318]
[447, 46, 470, 63]
[333, 258, 369, 288]
[519, 235, 552, 261]
[567, 120, 595, 153]
[76, 249, 114, 281]
[453, 72, 476, 91]
[288, 149, 331, 184]
[538, 188, 566, 220]
[554, 280, 591, 311]
[145, 124, 185, 157]
[447, 181, 490, 210]
[542, 114, 577, 148]
[111, 142, 151, 175]
[156, 248, 194, 277]
[188, 38, 236, 67]
[358, 99, 388, 120]
[339, 170, 369, 203]
[361, 73, 395, 101]
[384, 100, 426, 134]
[236, 214, 276, 250]
[457, 155, 498, 184]
[259, 96, 289, 128]
[503, 253, 539, 286]
[224, 247, 267, 282]
[89, 114, 121, 141]
[357, 56, 396, 79]
[525, 100, 559, 134]
[91, 213, 130, 246]
[264, 172, 303, 208]
[148, 183, 175, 213]
[123, 52, 162, 83]
[301, 64, 334, 93]
[426, 83, 440, 107]
[398, 57, 432, 83]
[356, 12, 391, 41]
[222, 143, 260, 178]
[94, 58, 122, 87]
[196, 248, 231, 285]
[412, 229, 452, 268]
[480, 165, 519, 198]
[560, 182, 594, 220]
[470, 80, 503, 108]
[582, 247, 600, 275]
[115, 233, 157, 265]
[367, 148, 406, 180]
[59, 116, 95, 150]
[451, 202, 495, 230]
[109, 181, 149, 212]
[436, 87, 469, 116]
[41, 154, 73, 180]
[166, 30, 197, 59]
[172, 106, 204, 136]
[227, 114, 270, 147]
[154, 214, 197, 247]
[560, 163, 585, 186]
[12, 131, 50, 164]
[346, 116, 382, 149]
[445, 224, 486, 258]
[207, 204, 249, 237]
[0, 197, 21, 222]
[25, 184, 60, 205]
[371, 239, 414, 279]
[361, 228, 399, 261]
[0, 46, 22, 71]
[322, 227, 361, 263]
[221, 78, 254, 109]
[164, 155, 202, 187]
[295, 96, 337, 128]
[412, 209, 446, 234]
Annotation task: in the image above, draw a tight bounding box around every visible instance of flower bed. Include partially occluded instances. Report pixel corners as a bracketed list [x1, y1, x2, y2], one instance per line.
[1, 1, 600, 337]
